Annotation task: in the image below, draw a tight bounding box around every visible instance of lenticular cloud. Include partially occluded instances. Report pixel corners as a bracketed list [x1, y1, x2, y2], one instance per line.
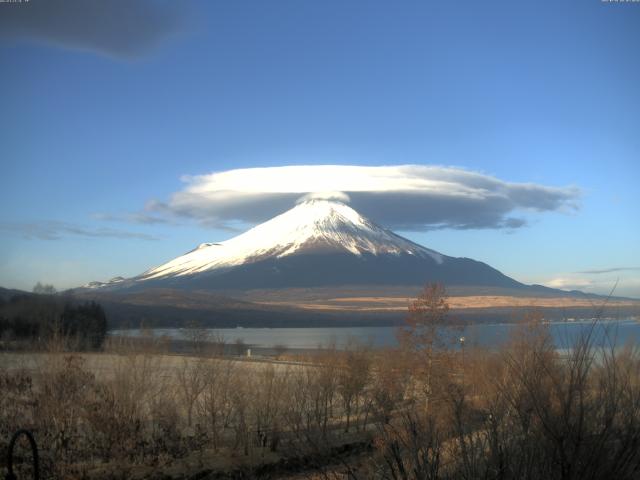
[148, 165, 580, 231]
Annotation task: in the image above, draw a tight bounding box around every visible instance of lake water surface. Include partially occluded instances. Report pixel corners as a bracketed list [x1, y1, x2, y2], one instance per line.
[112, 318, 640, 351]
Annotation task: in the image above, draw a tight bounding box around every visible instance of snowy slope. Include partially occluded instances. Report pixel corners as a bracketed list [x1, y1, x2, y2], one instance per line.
[138, 199, 445, 281]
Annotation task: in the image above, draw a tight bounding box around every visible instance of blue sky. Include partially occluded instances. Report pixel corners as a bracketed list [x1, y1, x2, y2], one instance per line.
[0, 0, 638, 297]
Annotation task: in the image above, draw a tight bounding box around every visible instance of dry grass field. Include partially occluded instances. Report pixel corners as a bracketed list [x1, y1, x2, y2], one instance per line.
[3, 312, 640, 479]
[2, 284, 640, 479]
[258, 294, 640, 311]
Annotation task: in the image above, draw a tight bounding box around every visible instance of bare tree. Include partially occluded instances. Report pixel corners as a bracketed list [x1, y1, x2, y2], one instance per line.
[182, 320, 212, 356]
[337, 345, 371, 432]
[176, 357, 208, 427]
[234, 337, 247, 357]
[199, 358, 236, 450]
[209, 330, 226, 356]
[398, 283, 450, 414]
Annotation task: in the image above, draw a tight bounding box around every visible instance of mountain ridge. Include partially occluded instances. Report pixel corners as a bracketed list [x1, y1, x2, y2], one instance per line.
[84, 199, 529, 292]
[138, 199, 445, 281]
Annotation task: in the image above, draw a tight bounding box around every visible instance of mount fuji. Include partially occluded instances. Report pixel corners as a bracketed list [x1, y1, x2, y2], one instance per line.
[87, 199, 525, 292]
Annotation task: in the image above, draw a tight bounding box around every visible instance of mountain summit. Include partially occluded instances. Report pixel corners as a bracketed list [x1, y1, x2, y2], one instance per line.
[141, 199, 444, 280]
[88, 199, 524, 291]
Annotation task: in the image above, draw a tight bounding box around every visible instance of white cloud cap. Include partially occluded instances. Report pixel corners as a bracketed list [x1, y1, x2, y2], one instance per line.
[149, 164, 581, 231]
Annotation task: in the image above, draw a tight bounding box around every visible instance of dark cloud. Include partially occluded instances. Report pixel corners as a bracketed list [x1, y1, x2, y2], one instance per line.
[0, 221, 158, 241]
[143, 165, 580, 231]
[577, 267, 640, 275]
[0, 0, 184, 57]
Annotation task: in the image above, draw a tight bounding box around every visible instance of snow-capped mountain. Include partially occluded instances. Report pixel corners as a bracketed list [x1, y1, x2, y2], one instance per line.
[140, 199, 444, 280]
[89, 199, 524, 291]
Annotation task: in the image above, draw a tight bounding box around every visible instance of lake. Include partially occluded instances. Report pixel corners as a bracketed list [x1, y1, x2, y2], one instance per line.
[111, 318, 640, 351]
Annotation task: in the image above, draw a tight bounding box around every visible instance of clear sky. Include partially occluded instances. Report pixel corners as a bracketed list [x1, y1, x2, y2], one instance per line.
[1, 0, 638, 297]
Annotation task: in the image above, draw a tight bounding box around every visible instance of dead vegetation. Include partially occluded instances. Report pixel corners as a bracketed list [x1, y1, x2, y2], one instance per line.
[1, 285, 640, 479]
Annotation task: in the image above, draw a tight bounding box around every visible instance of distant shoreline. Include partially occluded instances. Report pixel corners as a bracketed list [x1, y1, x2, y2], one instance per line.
[109, 317, 640, 353]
